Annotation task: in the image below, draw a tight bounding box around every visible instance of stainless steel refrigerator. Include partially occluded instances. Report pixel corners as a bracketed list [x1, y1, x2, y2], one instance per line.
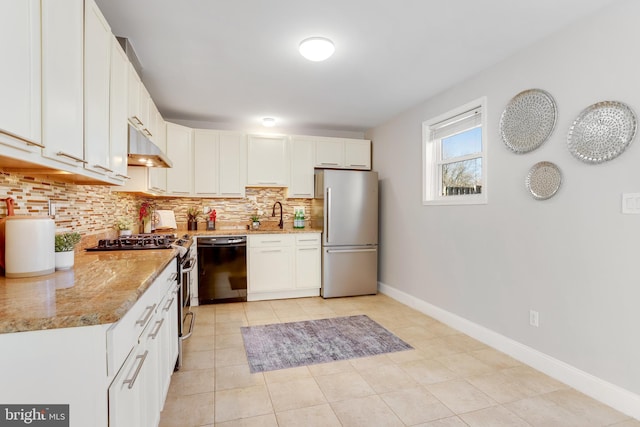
[311, 169, 378, 298]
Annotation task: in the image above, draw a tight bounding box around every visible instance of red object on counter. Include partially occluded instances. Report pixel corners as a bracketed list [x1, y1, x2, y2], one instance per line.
[209, 209, 216, 222]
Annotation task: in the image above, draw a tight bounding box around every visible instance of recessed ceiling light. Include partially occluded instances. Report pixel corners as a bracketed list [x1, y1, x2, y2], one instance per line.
[262, 117, 276, 127]
[299, 37, 335, 62]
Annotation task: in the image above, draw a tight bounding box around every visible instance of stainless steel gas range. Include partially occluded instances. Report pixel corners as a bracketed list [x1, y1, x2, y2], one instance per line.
[86, 233, 195, 370]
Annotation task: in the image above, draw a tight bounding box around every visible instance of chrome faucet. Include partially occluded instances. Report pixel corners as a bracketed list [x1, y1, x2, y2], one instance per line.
[272, 201, 283, 229]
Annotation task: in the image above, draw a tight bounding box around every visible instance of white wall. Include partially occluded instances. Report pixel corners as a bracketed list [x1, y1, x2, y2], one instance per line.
[367, 0, 640, 409]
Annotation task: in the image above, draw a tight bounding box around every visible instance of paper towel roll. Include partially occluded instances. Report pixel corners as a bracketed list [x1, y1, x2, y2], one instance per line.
[156, 210, 177, 230]
[5, 216, 55, 278]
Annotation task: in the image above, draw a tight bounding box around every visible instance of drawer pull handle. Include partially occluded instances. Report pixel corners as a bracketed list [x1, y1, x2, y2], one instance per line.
[115, 173, 131, 180]
[0, 128, 45, 148]
[261, 249, 281, 253]
[320, 162, 339, 166]
[132, 116, 143, 126]
[261, 240, 281, 243]
[56, 151, 87, 163]
[123, 350, 148, 389]
[298, 247, 318, 251]
[136, 304, 156, 326]
[149, 318, 165, 339]
[93, 164, 114, 173]
[163, 297, 175, 312]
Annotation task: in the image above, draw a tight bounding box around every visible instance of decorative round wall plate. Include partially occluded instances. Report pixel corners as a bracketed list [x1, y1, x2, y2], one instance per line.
[567, 101, 637, 164]
[500, 89, 557, 153]
[526, 161, 562, 200]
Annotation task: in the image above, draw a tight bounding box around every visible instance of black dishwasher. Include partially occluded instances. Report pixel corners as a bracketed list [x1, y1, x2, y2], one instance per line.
[197, 236, 247, 304]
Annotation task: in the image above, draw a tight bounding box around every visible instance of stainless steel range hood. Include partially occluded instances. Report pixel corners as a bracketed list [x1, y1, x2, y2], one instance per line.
[128, 125, 173, 168]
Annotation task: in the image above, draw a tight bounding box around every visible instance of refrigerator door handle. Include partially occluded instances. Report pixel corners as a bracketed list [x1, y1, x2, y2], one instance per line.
[326, 248, 377, 254]
[326, 187, 331, 244]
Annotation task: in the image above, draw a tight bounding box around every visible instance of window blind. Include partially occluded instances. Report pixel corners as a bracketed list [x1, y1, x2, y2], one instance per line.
[429, 106, 482, 140]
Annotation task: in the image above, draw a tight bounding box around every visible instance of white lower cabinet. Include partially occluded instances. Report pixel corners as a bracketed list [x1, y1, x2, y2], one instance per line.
[247, 233, 320, 301]
[108, 259, 178, 427]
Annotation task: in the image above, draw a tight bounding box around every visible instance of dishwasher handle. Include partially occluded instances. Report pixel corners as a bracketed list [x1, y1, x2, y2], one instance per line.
[197, 237, 247, 247]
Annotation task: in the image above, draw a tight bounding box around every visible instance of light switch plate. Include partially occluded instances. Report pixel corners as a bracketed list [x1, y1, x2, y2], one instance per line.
[621, 193, 640, 214]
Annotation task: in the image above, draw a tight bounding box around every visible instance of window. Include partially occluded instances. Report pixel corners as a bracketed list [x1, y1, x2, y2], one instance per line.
[422, 97, 487, 205]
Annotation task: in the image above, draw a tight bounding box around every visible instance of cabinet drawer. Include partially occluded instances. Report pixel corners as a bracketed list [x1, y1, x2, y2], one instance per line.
[107, 259, 177, 376]
[295, 233, 320, 246]
[249, 234, 294, 248]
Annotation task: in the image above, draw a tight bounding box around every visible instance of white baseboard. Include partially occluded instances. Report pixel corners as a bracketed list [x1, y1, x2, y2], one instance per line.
[378, 281, 640, 421]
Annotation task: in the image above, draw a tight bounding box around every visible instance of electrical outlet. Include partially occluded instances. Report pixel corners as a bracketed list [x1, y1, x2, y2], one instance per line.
[529, 310, 539, 327]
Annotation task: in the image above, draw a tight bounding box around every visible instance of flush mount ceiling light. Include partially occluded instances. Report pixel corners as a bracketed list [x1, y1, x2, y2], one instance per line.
[262, 117, 276, 127]
[299, 37, 335, 62]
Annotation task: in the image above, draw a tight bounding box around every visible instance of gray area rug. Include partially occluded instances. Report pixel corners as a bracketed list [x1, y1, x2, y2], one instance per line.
[240, 315, 413, 373]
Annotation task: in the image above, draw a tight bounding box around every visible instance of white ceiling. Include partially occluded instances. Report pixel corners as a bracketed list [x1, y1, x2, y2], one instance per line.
[95, 0, 619, 134]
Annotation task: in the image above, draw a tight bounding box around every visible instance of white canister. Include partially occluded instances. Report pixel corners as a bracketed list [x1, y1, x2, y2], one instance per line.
[5, 216, 55, 278]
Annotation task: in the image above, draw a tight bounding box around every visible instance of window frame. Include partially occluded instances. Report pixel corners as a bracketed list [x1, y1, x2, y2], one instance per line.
[422, 97, 488, 206]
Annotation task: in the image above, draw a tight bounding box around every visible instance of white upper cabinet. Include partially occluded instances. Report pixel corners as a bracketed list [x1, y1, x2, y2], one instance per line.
[109, 36, 130, 181]
[193, 129, 246, 198]
[314, 137, 371, 170]
[84, 0, 112, 175]
[247, 134, 289, 186]
[218, 131, 246, 197]
[40, 0, 85, 168]
[166, 122, 193, 195]
[289, 136, 315, 198]
[344, 138, 371, 170]
[138, 86, 152, 138]
[127, 63, 142, 127]
[149, 118, 167, 193]
[315, 137, 344, 168]
[0, 0, 42, 151]
[193, 129, 219, 196]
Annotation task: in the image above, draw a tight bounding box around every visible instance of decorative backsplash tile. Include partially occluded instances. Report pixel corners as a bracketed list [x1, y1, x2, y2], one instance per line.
[0, 169, 312, 246]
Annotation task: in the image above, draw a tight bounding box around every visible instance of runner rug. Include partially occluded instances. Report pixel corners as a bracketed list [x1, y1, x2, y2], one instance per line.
[240, 314, 413, 373]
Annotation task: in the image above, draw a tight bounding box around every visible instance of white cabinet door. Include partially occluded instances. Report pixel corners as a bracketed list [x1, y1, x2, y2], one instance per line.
[315, 137, 344, 168]
[0, 0, 41, 151]
[84, 0, 112, 175]
[138, 85, 152, 138]
[289, 137, 315, 198]
[109, 37, 130, 181]
[247, 134, 289, 186]
[193, 129, 219, 196]
[149, 119, 167, 193]
[248, 235, 295, 293]
[249, 247, 295, 292]
[108, 336, 145, 427]
[219, 131, 246, 197]
[41, 0, 85, 168]
[344, 139, 371, 170]
[166, 122, 193, 195]
[128, 63, 143, 128]
[295, 234, 321, 290]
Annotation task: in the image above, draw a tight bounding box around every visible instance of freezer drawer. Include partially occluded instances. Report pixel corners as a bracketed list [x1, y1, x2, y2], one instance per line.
[321, 246, 378, 298]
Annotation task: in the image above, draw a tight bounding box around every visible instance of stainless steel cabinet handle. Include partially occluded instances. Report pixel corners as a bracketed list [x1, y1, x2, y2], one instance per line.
[135, 304, 157, 326]
[56, 151, 87, 163]
[149, 318, 165, 339]
[93, 164, 114, 173]
[115, 173, 131, 180]
[298, 247, 318, 251]
[326, 187, 332, 243]
[326, 248, 377, 254]
[168, 273, 178, 282]
[261, 249, 282, 253]
[131, 116, 143, 126]
[123, 350, 148, 389]
[261, 240, 281, 244]
[162, 297, 175, 312]
[0, 128, 46, 148]
[320, 162, 339, 166]
[143, 128, 152, 137]
[297, 239, 318, 242]
[349, 164, 367, 167]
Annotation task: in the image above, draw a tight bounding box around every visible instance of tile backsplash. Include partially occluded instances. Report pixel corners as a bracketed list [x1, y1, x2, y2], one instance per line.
[0, 169, 312, 242]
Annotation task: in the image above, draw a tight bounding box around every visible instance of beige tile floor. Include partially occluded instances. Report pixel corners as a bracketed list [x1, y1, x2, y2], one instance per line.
[159, 294, 639, 427]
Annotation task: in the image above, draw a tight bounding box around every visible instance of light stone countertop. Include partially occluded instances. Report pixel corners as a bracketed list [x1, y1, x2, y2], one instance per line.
[0, 227, 322, 335]
[0, 249, 177, 334]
